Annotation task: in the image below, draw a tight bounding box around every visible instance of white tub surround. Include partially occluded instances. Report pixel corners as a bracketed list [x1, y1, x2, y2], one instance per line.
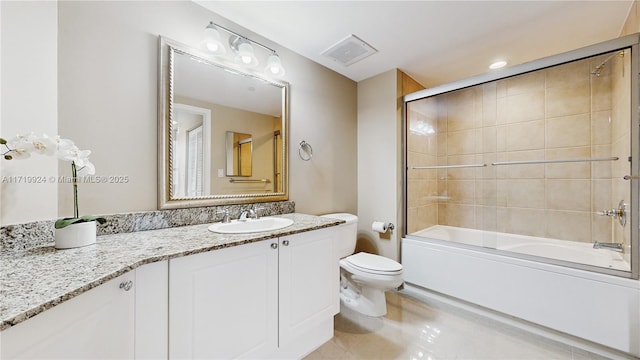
[402, 231, 640, 357]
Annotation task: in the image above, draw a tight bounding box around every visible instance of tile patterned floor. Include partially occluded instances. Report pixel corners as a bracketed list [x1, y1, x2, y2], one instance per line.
[305, 291, 619, 360]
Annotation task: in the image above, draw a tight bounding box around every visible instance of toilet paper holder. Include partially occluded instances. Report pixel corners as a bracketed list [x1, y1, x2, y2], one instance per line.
[372, 221, 395, 233]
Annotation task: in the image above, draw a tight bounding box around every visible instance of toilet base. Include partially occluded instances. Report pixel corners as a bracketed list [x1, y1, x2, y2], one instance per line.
[339, 275, 388, 317]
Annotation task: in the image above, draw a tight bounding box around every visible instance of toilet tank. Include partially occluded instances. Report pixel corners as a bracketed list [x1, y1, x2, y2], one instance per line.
[321, 213, 358, 258]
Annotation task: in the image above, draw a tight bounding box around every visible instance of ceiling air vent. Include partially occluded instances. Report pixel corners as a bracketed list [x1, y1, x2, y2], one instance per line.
[321, 34, 377, 66]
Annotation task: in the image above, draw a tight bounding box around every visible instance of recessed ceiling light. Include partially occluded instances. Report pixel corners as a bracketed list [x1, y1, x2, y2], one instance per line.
[489, 60, 507, 70]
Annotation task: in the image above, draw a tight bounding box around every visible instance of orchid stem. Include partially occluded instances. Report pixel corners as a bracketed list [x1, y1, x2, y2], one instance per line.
[71, 161, 79, 218]
[1, 143, 13, 157]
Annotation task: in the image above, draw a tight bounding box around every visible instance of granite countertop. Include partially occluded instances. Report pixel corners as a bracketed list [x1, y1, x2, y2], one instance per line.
[0, 213, 342, 331]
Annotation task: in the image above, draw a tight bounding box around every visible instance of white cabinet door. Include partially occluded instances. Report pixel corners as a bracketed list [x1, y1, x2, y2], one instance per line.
[1, 272, 136, 359]
[278, 227, 338, 349]
[169, 240, 279, 359]
[135, 260, 169, 360]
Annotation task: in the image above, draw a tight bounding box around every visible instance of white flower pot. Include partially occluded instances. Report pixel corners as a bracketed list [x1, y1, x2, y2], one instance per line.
[55, 221, 97, 249]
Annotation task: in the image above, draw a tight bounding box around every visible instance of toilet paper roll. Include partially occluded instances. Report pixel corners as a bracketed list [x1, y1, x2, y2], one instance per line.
[372, 221, 388, 233]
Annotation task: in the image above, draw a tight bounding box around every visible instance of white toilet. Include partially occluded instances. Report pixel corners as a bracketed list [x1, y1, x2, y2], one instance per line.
[321, 213, 404, 317]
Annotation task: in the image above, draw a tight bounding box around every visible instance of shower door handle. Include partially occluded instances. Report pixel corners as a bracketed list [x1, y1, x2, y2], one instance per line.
[623, 175, 640, 180]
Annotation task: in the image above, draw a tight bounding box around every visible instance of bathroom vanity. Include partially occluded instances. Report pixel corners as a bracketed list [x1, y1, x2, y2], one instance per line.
[170, 227, 338, 359]
[0, 213, 341, 359]
[1, 261, 167, 359]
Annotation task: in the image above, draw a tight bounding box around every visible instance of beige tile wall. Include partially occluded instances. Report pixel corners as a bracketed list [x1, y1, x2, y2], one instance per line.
[407, 49, 631, 245]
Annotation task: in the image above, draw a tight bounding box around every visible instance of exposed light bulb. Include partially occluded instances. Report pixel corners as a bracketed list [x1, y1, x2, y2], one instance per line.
[235, 42, 258, 67]
[206, 42, 219, 52]
[264, 53, 285, 77]
[203, 22, 226, 55]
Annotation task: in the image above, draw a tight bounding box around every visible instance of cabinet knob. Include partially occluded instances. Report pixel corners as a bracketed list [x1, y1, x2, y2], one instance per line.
[271, 243, 278, 249]
[282, 240, 290, 246]
[119, 280, 133, 291]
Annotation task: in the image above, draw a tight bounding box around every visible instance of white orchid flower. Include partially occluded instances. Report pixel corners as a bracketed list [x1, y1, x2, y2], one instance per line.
[31, 134, 57, 156]
[9, 133, 35, 145]
[54, 137, 75, 152]
[1, 132, 105, 229]
[5, 148, 32, 160]
[76, 160, 96, 176]
[58, 145, 91, 165]
[8, 133, 35, 148]
[6, 134, 35, 159]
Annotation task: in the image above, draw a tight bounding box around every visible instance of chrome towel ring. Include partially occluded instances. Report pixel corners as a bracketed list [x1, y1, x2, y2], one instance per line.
[298, 140, 313, 161]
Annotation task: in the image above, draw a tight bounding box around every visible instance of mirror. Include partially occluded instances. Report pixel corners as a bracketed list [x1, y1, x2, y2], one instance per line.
[158, 36, 288, 209]
[226, 131, 252, 177]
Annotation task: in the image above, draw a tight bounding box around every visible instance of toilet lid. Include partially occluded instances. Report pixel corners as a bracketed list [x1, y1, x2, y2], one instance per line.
[345, 252, 403, 274]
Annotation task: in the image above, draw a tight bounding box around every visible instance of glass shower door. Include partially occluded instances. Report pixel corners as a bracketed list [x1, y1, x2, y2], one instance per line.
[405, 42, 638, 277]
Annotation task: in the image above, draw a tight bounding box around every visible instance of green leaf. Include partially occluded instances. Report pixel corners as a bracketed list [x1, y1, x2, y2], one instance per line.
[55, 215, 107, 229]
[0, 138, 6, 145]
[4, 155, 12, 160]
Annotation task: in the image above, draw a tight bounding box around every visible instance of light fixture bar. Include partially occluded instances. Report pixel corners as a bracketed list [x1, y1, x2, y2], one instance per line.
[209, 22, 277, 55]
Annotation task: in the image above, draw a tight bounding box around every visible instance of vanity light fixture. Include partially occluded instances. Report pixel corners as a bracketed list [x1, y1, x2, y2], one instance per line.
[202, 21, 286, 77]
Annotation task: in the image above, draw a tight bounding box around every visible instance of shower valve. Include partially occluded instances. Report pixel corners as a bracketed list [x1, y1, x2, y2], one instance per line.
[599, 209, 622, 217]
[598, 200, 627, 227]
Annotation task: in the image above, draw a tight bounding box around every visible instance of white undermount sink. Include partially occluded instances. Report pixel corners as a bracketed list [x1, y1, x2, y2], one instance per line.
[208, 217, 294, 234]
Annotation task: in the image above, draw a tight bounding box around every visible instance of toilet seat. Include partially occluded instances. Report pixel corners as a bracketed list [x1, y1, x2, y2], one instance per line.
[343, 252, 403, 276]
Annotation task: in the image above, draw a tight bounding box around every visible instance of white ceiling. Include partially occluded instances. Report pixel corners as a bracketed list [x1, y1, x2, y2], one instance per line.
[195, 1, 633, 87]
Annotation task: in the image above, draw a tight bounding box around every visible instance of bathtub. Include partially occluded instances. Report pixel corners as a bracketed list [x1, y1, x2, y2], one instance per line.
[402, 225, 640, 357]
[413, 225, 630, 271]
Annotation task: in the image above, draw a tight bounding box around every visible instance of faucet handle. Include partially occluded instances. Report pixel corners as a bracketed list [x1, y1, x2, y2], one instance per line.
[598, 200, 627, 227]
[216, 209, 231, 223]
[254, 206, 266, 219]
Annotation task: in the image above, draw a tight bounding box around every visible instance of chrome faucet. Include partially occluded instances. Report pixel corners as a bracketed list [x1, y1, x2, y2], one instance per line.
[593, 241, 623, 252]
[238, 209, 257, 221]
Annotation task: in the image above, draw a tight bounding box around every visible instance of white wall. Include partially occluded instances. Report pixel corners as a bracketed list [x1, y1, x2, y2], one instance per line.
[0, 1, 357, 224]
[357, 70, 401, 260]
[0, 1, 58, 225]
